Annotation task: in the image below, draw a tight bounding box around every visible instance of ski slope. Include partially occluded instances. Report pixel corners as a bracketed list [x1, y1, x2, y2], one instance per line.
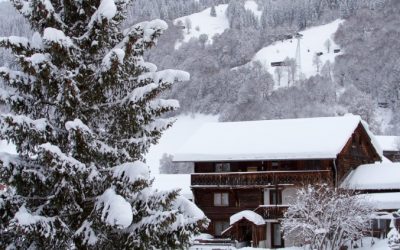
[174, 1, 261, 48]
[251, 19, 344, 87]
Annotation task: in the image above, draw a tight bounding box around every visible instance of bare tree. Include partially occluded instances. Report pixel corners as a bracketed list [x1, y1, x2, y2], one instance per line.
[388, 210, 400, 249]
[159, 153, 194, 174]
[185, 18, 192, 34]
[284, 57, 297, 85]
[210, 5, 217, 17]
[313, 53, 322, 73]
[282, 184, 374, 250]
[274, 66, 283, 86]
[324, 38, 332, 53]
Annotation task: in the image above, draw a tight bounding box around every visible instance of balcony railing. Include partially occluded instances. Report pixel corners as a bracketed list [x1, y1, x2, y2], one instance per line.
[254, 205, 289, 220]
[191, 170, 331, 187]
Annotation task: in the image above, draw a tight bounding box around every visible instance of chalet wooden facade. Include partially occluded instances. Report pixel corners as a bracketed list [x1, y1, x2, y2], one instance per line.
[376, 136, 400, 162]
[174, 115, 382, 248]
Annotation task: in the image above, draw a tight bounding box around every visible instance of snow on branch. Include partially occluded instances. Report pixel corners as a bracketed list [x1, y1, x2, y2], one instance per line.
[75, 220, 98, 246]
[96, 188, 133, 228]
[0, 152, 19, 170]
[65, 119, 92, 134]
[0, 67, 35, 86]
[123, 19, 168, 42]
[115, 19, 168, 59]
[123, 70, 188, 105]
[144, 118, 176, 134]
[121, 83, 159, 104]
[171, 196, 207, 227]
[112, 161, 150, 184]
[139, 70, 190, 85]
[88, 0, 117, 29]
[24, 53, 51, 67]
[12, 205, 68, 239]
[147, 99, 180, 113]
[12, 0, 65, 31]
[39, 143, 85, 173]
[1, 114, 49, 133]
[43, 28, 74, 49]
[101, 48, 125, 72]
[0, 36, 34, 54]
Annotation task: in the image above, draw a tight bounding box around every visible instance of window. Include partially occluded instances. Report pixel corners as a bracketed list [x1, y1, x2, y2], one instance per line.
[272, 223, 284, 247]
[270, 189, 282, 205]
[271, 161, 279, 167]
[214, 193, 229, 206]
[215, 163, 230, 172]
[247, 166, 258, 172]
[214, 221, 230, 236]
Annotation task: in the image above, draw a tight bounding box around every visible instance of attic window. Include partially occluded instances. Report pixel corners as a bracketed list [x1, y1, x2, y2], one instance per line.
[215, 163, 230, 172]
[272, 162, 279, 167]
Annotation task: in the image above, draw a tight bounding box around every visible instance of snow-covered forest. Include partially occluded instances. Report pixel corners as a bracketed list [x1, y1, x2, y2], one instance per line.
[1, 0, 398, 136]
[1, 0, 398, 141]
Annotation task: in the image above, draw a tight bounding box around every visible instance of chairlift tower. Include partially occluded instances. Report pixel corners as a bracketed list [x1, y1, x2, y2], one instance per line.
[294, 33, 303, 82]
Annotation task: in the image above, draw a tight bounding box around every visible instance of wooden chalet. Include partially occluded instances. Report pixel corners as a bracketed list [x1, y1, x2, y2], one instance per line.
[174, 115, 382, 248]
[342, 162, 400, 239]
[376, 136, 400, 162]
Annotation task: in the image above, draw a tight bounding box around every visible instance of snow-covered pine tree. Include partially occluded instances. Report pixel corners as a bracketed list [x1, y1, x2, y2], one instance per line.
[0, 0, 208, 248]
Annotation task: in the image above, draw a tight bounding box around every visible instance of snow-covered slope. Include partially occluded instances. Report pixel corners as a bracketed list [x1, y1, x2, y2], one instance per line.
[174, 4, 229, 48]
[174, 1, 262, 48]
[251, 19, 344, 87]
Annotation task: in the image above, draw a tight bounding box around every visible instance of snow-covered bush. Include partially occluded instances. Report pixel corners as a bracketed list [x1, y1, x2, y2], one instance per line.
[282, 184, 374, 250]
[388, 210, 400, 249]
[0, 0, 208, 248]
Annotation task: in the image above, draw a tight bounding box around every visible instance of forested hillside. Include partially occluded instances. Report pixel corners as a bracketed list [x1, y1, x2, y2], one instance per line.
[1, 0, 398, 134]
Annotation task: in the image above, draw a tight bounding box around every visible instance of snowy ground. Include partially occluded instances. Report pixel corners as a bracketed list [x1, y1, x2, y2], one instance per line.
[250, 19, 344, 88]
[189, 237, 390, 250]
[174, 1, 261, 48]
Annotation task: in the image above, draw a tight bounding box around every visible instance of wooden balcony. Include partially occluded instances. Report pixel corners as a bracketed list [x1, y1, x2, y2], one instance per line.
[254, 205, 289, 220]
[191, 170, 332, 188]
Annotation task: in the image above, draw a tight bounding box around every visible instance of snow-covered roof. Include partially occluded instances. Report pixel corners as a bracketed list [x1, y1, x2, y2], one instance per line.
[359, 192, 400, 210]
[230, 210, 265, 226]
[174, 115, 381, 162]
[376, 135, 400, 151]
[341, 162, 400, 190]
